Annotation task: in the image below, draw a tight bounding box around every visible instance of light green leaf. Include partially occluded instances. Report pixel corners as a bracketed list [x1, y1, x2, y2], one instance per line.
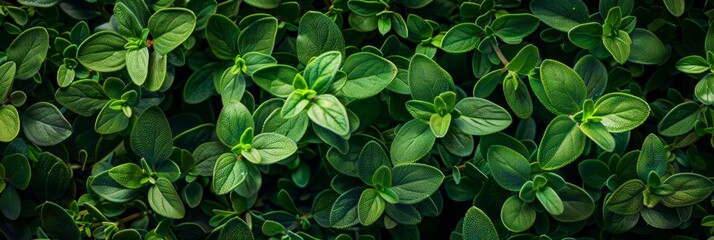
[663, 0, 685, 16]
[94, 101, 129, 134]
[507, 44, 539, 74]
[78, 31, 128, 72]
[429, 113, 451, 138]
[537, 186, 564, 215]
[245, 0, 280, 9]
[358, 188, 386, 226]
[218, 68, 246, 105]
[0, 62, 16, 99]
[568, 22, 603, 50]
[637, 134, 667, 181]
[126, 47, 149, 86]
[676, 55, 710, 74]
[304, 51, 342, 94]
[7, 27, 50, 80]
[148, 8, 196, 55]
[539, 59, 587, 114]
[463, 207, 499, 240]
[212, 153, 248, 195]
[580, 121, 616, 152]
[251, 133, 297, 164]
[340, 52, 398, 99]
[500, 196, 536, 233]
[538, 115, 585, 170]
[453, 97, 512, 136]
[603, 31, 632, 65]
[108, 163, 144, 189]
[148, 177, 185, 219]
[441, 23, 483, 53]
[0, 105, 21, 142]
[390, 120, 436, 165]
[216, 101, 254, 147]
[57, 65, 75, 88]
[307, 94, 349, 136]
[252, 65, 298, 98]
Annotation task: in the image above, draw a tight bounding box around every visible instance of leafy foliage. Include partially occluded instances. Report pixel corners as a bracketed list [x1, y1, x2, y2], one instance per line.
[2, 0, 714, 239]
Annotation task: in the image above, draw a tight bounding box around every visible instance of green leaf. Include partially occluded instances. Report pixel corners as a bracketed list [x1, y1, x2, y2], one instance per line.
[307, 94, 350, 136]
[212, 153, 248, 195]
[507, 44, 539, 74]
[574, 55, 608, 99]
[297, 11, 346, 65]
[503, 75, 533, 119]
[663, 0, 685, 16]
[538, 115, 585, 170]
[304, 51, 342, 94]
[0, 105, 21, 142]
[453, 97, 512, 136]
[551, 183, 596, 222]
[340, 52, 398, 99]
[148, 8, 197, 55]
[695, 75, 714, 105]
[628, 28, 669, 65]
[261, 220, 285, 236]
[390, 120, 436, 165]
[21, 102, 72, 146]
[216, 101, 254, 147]
[238, 17, 278, 55]
[40, 202, 80, 240]
[148, 177, 185, 219]
[17, 0, 60, 7]
[218, 68, 246, 105]
[537, 186, 564, 215]
[358, 188, 386, 226]
[31, 153, 72, 201]
[108, 163, 145, 189]
[605, 179, 645, 215]
[0, 187, 20, 220]
[206, 15, 240, 59]
[114, 2, 144, 37]
[219, 217, 254, 240]
[245, 0, 280, 9]
[603, 31, 632, 65]
[429, 113, 451, 138]
[2, 154, 30, 190]
[252, 65, 298, 98]
[348, 0, 384, 16]
[251, 133, 297, 164]
[490, 13, 540, 42]
[7, 27, 49, 80]
[568, 22, 603, 50]
[57, 65, 75, 88]
[463, 207, 499, 240]
[409, 54, 453, 101]
[580, 121, 616, 152]
[391, 163, 444, 204]
[676, 55, 710, 74]
[658, 101, 700, 137]
[357, 141, 390, 184]
[77, 31, 128, 72]
[637, 134, 667, 181]
[89, 171, 139, 202]
[500, 196, 536, 233]
[131, 106, 173, 165]
[0, 62, 17, 99]
[660, 173, 714, 207]
[487, 145, 531, 191]
[145, 50, 168, 92]
[539, 59, 587, 114]
[94, 101, 130, 134]
[330, 188, 362, 228]
[529, 0, 589, 32]
[126, 47, 149, 85]
[441, 23, 483, 53]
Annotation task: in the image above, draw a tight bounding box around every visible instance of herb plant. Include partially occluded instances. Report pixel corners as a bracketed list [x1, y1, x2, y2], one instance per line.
[1, 0, 714, 239]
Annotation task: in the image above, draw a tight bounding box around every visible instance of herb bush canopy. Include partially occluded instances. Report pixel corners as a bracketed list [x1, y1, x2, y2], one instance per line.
[2, 0, 714, 239]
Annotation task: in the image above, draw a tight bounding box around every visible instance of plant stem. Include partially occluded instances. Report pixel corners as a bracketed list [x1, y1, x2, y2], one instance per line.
[491, 42, 509, 67]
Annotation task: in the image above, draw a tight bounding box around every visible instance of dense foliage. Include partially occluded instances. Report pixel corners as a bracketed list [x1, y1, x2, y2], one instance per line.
[1, 0, 714, 239]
